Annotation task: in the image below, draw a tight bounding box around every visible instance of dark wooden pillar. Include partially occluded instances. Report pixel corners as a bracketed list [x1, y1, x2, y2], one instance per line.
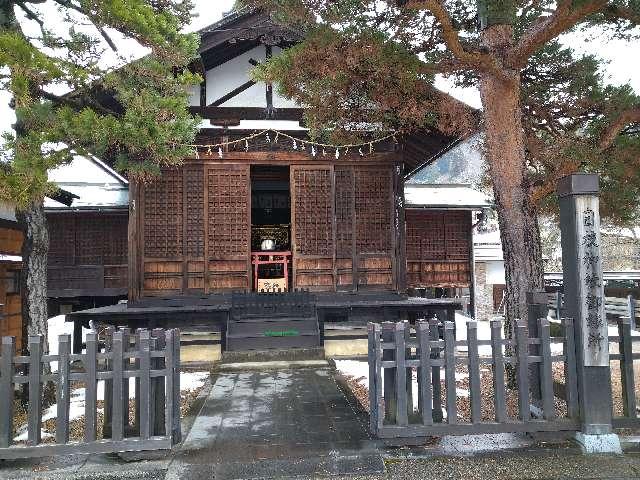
[393, 161, 407, 293]
[128, 180, 140, 302]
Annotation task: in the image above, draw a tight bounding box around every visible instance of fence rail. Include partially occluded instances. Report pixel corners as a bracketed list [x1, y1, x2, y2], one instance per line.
[0, 328, 180, 459]
[368, 319, 580, 439]
[549, 292, 638, 327]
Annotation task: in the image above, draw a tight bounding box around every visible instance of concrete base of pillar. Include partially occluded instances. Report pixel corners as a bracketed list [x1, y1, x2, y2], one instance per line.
[574, 432, 622, 454]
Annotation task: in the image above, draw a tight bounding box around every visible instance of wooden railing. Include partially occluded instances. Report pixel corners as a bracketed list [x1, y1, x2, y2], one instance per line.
[609, 317, 640, 428]
[0, 328, 180, 459]
[368, 319, 580, 439]
[549, 292, 639, 327]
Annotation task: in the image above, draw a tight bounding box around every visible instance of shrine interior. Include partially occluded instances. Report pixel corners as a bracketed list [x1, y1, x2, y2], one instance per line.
[250, 165, 292, 291]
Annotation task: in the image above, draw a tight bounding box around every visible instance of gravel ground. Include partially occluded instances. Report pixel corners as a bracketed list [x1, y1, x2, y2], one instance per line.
[329, 453, 640, 480]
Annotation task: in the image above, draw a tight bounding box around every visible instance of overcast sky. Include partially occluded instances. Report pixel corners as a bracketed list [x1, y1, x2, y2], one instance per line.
[0, 0, 638, 139]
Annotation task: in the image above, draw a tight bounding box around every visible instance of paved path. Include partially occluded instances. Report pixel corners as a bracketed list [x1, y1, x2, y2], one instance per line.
[166, 368, 384, 479]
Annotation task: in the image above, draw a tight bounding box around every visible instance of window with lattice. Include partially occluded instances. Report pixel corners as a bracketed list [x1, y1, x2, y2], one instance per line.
[292, 168, 334, 257]
[335, 167, 354, 258]
[354, 167, 392, 254]
[207, 168, 249, 258]
[144, 169, 184, 258]
[406, 210, 470, 261]
[185, 167, 205, 258]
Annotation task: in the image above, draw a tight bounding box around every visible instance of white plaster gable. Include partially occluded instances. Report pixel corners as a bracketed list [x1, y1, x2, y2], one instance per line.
[197, 45, 299, 109]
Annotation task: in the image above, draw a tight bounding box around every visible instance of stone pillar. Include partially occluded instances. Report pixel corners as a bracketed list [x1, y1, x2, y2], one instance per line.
[557, 173, 621, 453]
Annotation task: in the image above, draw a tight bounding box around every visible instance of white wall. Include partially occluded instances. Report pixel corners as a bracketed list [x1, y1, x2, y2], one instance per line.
[486, 260, 505, 285]
[188, 45, 300, 109]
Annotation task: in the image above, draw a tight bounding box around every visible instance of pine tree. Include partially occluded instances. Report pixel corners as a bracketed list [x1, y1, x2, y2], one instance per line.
[0, 0, 200, 352]
[244, 0, 639, 331]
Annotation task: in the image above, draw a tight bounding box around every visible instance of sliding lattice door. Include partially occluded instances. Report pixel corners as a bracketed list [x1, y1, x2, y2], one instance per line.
[291, 165, 335, 291]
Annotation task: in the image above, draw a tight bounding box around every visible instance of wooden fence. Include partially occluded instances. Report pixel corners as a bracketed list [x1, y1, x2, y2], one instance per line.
[0, 328, 181, 459]
[368, 319, 580, 439]
[550, 292, 639, 327]
[609, 317, 640, 428]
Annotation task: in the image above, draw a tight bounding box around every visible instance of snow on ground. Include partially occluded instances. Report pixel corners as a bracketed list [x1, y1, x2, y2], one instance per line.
[335, 313, 579, 413]
[12, 369, 209, 442]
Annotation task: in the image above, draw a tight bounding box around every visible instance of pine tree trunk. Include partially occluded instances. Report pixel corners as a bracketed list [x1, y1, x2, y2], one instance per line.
[16, 200, 49, 355]
[479, 25, 545, 335]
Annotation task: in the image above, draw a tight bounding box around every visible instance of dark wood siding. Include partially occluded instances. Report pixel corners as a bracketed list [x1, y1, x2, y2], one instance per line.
[406, 209, 472, 288]
[47, 213, 128, 297]
[0, 226, 23, 350]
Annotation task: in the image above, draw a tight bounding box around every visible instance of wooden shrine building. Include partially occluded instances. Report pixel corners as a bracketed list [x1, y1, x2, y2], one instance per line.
[45, 156, 129, 316]
[66, 7, 486, 354]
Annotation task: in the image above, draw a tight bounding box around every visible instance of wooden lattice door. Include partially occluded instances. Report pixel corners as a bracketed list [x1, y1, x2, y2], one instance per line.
[290, 165, 335, 291]
[205, 164, 251, 291]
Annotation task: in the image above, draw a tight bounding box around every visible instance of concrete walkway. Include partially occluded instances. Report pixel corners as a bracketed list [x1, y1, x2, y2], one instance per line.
[166, 367, 384, 479]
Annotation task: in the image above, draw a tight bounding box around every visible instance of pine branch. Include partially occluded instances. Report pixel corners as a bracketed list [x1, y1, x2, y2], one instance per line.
[401, 0, 505, 76]
[36, 87, 116, 116]
[52, 0, 119, 51]
[508, 0, 608, 68]
[599, 106, 640, 150]
[604, 4, 640, 25]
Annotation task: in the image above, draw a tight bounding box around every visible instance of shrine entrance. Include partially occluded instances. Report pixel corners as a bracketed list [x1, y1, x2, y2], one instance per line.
[250, 165, 292, 292]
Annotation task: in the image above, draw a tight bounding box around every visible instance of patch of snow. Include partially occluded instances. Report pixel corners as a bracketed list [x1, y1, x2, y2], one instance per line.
[13, 429, 54, 443]
[335, 360, 370, 388]
[12, 371, 208, 441]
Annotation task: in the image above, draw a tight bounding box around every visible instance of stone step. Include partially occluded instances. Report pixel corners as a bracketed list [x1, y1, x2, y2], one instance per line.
[226, 333, 320, 352]
[220, 346, 325, 364]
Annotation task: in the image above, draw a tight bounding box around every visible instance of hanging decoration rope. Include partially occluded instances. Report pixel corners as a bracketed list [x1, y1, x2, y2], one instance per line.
[184, 129, 397, 158]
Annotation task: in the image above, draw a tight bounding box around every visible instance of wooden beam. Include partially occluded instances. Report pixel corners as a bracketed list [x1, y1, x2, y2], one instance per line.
[209, 80, 256, 107]
[190, 106, 303, 122]
[265, 45, 273, 114]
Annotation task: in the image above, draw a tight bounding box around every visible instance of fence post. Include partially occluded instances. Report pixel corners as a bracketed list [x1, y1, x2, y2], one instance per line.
[429, 318, 443, 422]
[394, 322, 408, 426]
[84, 333, 98, 443]
[627, 295, 636, 330]
[27, 335, 42, 446]
[0, 336, 15, 447]
[618, 317, 636, 418]
[152, 329, 166, 436]
[527, 291, 548, 407]
[555, 291, 563, 320]
[139, 330, 151, 440]
[367, 323, 378, 433]
[381, 322, 396, 423]
[55, 334, 71, 444]
[515, 320, 530, 422]
[417, 321, 432, 426]
[172, 330, 181, 444]
[557, 173, 619, 453]
[111, 331, 124, 441]
[103, 326, 114, 438]
[444, 321, 456, 424]
[490, 319, 507, 423]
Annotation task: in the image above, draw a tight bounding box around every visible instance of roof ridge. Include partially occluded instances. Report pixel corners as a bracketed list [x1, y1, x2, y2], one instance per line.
[197, 5, 259, 35]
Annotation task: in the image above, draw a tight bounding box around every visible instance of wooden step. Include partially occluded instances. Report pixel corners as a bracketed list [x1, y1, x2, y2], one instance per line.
[227, 318, 319, 336]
